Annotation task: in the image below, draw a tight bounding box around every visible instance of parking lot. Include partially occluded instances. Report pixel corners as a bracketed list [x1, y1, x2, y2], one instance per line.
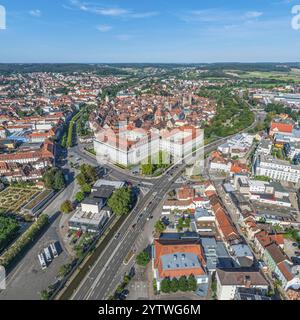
[126, 266, 149, 300]
[127, 280, 149, 300]
[0, 214, 69, 300]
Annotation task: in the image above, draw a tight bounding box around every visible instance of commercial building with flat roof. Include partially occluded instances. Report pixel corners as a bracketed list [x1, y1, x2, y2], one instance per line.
[68, 206, 111, 233]
[253, 152, 300, 183]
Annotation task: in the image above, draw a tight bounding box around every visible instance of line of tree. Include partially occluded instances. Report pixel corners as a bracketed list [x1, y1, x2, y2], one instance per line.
[141, 151, 170, 176]
[0, 214, 49, 269]
[0, 64, 131, 74]
[76, 109, 92, 137]
[0, 216, 20, 253]
[67, 108, 87, 148]
[160, 275, 197, 293]
[75, 164, 98, 202]
[264, 103, 300, 122]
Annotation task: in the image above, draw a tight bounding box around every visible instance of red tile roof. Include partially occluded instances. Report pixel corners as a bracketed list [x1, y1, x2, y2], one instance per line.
[177, 186, 194, 200]
[270, 122, 293, 135]
[277, 261, 293, 282]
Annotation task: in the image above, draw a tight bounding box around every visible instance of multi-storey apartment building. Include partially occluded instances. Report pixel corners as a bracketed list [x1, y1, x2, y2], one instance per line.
[253, 153, 300, 183]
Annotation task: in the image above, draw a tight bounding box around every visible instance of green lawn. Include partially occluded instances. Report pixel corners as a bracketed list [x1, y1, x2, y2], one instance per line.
[238, 70, 300, 82]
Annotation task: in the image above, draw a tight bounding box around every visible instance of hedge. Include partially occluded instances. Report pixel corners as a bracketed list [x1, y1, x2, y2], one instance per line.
[0, 214, 49, 268]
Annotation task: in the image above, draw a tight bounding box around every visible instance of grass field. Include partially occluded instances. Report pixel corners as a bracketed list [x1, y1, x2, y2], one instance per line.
[0, 187, 40, 214]
[234, 69, 300, 82]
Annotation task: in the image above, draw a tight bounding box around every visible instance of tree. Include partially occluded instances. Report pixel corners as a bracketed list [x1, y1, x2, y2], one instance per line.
[75, 191, 85, 203]
[160, 278, 171, 293]
[188, 274, 197, 292]
[170, 278, 179, 293]
[141, 163, 155, 175]
[40, 290, 50, 300]
[123, 275, 130, 286]
[211, 274, 217, 299]
[76, 173, 86, 187]
[108, 187, 133, 215]
[61, 134, 67, 148]
[0, 216, 20, 252]
[81, 183, 91, 194]
[58, 263, 72, 278]
[42, 167, 65, 190]
[136, 250, 150, 267]
[53, 171, 65, 190]
[0, 214, 49, 269]
[274, 279, 283, 289]
[80, 164, 97, 183]
[178, 276, 189, 292]
[154, 220, 166, 234]
[177, 217, 191, 231]
[60, 200, 73, 214]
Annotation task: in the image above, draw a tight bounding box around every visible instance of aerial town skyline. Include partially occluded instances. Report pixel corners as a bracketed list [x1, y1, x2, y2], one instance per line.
[1, 0, 300, 310]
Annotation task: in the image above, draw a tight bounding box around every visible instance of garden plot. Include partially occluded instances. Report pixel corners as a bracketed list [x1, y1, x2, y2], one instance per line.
[0, 187, 40, 214]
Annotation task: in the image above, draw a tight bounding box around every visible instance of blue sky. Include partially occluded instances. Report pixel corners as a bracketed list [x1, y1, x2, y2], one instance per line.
[0, 0, 299, 63]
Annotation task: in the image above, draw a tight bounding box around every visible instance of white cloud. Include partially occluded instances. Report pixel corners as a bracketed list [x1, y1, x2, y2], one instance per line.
[182, 9, 264, 23]
[0, 5, 6, 30]
[67, 1, 158, 18]
[29, 9, 42, 17]
[96, 25, 112, 32]
[95, 8, 129, 17]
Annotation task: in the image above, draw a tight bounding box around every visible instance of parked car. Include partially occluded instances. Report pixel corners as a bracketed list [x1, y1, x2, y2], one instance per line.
[128, 266, 135, 279]
[121, 289, 129, 297]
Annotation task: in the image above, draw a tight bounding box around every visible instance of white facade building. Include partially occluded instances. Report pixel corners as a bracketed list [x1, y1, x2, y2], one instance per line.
[256, 139, 272, 156]
[253, 153, 300, 183]
[94, 126, 203, 167]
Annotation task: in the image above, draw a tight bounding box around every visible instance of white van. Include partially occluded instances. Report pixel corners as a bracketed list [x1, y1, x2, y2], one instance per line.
[43, 247, 52, 263]
[38, 253, 47, 270]
[49, 243, 58, 258]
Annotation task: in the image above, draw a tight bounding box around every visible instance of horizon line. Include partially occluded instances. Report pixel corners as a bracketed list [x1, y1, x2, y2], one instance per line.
[0, 61, 300, 65]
